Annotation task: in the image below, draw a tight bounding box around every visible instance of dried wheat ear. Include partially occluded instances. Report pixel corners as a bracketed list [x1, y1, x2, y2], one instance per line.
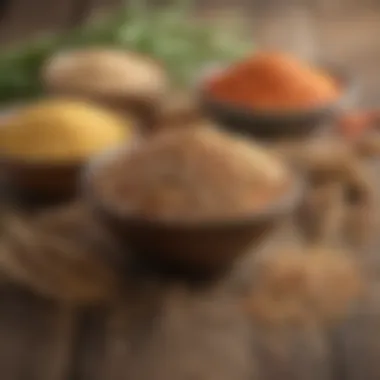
[240, 137, 377, 327]
[270, 137, 377, 248]
[0, 203, 123, 304]
[242, 246, 365, 327]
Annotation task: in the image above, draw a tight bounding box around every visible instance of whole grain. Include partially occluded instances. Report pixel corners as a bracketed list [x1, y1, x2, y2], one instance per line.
[90, 126, 291, 222]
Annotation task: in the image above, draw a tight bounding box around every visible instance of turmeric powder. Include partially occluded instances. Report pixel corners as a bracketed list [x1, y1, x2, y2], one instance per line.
[0, 99, 133, 162]
[207, 52, 340, 110]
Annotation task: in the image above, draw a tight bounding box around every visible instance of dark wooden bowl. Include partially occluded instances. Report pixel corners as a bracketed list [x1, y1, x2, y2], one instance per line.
[0, 157, 83, 204]
[199, 65, 354, 141]
[83, 151, 304, 276]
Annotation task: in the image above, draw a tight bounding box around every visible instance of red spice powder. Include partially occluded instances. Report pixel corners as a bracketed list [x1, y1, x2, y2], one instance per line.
[207, 52, 340, 110]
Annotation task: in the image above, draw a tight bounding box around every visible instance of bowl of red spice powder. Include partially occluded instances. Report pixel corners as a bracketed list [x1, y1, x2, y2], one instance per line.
[200, 52, 353, 140]
[83, 126, 304, 278]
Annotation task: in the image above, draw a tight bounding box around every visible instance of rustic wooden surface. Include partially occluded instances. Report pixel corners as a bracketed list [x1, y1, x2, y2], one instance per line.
[0, 169, 377, 380]
[0, 0, 120, 44]
[0, 2, 379, 380]
[0, 226, 376, 380]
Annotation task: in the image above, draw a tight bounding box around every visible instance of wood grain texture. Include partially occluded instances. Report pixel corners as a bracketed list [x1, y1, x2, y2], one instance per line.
[0, 3, 378, 380]
[0, 287, 77, 380]
[0, 0, 75, 45]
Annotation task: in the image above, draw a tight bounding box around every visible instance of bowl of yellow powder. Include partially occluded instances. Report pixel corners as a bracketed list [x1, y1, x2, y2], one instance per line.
[0, 99, 134, 202]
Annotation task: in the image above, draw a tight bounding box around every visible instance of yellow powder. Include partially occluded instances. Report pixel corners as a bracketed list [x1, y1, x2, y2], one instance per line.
[0, 99, 132, 162]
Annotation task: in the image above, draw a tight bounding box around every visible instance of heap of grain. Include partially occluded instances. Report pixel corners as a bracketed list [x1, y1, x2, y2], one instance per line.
[0, 99, 132, 162]
[89, 125, 292, 221]
[206, 51, 340, 110]
[43, 49, 168, 110]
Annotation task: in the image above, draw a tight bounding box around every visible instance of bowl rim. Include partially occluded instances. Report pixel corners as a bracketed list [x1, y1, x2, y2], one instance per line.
[82, 144, 305, 230]
[0, 153, 87, 169]
[197, 61, 355, 120]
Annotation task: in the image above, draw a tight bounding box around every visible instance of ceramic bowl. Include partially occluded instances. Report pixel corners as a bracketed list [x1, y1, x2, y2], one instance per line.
[0, 104, 137, 206]
[0, 107, 79, 204]
[199, 64, 354, 141]
[0, 157, 83, 205]
[83, 147, 304, 277]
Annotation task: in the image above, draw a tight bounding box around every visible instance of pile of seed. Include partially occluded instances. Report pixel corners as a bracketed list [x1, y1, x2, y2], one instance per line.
[90, 126, 291, 222]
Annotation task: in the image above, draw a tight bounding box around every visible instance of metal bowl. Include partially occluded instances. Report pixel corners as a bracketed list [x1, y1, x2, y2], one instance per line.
[199, 64, 354, 141]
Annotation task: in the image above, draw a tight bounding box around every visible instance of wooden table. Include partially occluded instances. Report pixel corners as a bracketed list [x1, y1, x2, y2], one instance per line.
[0, 3, 379, 379]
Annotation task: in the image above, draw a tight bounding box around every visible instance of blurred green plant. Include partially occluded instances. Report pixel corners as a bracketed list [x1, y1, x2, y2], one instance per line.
[0, 1, 251, 104]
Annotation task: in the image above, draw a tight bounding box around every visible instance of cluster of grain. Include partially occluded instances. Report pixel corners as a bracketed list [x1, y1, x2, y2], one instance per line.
[90, 126, 291, 221]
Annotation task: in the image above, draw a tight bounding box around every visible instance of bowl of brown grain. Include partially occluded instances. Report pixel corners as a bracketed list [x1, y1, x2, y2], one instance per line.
[84, 125, 304, 277]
